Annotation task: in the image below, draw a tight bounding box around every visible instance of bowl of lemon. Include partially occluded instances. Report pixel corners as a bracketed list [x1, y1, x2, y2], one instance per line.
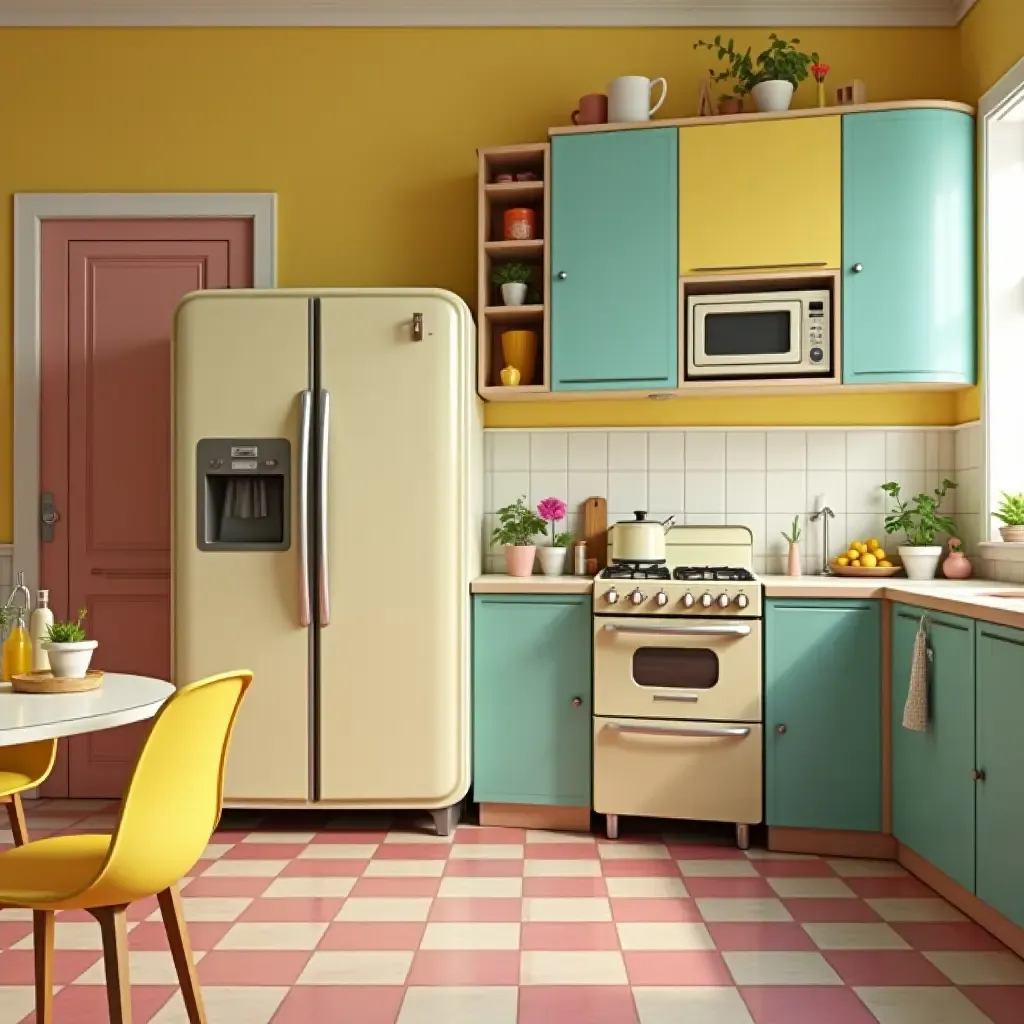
[831, 539, 902, 577]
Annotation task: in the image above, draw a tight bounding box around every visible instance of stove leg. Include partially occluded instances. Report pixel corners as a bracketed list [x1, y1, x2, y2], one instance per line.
[735, 823, 751, 851]
[605, 814, 619, 840]
[431, 803, 460, 837]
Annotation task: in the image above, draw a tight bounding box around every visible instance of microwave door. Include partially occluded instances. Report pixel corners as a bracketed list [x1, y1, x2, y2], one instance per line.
[692, 299, 803, 369]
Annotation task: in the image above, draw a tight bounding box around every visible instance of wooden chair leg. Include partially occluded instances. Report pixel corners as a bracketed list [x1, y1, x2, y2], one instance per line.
[33, 910, 54, 1024]
[158, 885, 207, 1024]
[90, 905, 132, 1024]
[6, 794, 29, 846]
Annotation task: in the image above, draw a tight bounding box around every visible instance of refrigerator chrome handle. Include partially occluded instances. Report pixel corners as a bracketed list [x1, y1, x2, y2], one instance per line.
[601, 623, 751, 638]
[318, 389, 331, 627]
[608, 722, 751, 739]
[298, 391, 313, 628]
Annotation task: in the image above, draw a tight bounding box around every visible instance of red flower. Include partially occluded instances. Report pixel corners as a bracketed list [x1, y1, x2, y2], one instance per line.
[811, 62, 831, 83]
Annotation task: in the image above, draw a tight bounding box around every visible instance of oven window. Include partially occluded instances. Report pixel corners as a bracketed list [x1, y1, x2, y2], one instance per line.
[704, 310, 792, 356]
[632, 647, 719, 689]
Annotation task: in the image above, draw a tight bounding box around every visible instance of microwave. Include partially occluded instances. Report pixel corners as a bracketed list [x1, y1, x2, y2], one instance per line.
[686, 289, 831, 379]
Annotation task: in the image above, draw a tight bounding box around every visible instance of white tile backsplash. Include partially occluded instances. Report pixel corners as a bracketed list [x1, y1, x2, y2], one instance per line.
[885, 431, 926, 471]
[726, 432, 766, 471]
[685, 432, 726, 471]
[726, 471, 767, 514]
[608, 432, 647, 471]
[647, 431, 686, 471]
[767, 431, 807, 470]
[530, 431, 568, 471]
[607, 471, 648, 512]
[847, 431, 886, 471]
[806, 430, 846, 470]
[568, 432, 607, 470]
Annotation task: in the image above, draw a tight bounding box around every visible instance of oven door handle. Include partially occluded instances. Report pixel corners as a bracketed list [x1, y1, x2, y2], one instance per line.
[608, 722, 751, 739]
[601, 623, 751, 638]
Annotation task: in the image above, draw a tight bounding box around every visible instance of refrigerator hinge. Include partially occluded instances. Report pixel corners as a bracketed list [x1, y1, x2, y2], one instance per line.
[411, 312, 424, 342]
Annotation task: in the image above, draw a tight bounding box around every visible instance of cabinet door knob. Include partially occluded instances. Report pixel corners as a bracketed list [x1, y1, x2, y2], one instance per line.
[776, 724, 787, 735]
[572, 697, 582, 708]
[972, 768, 986, 782]
[557, 271, 568, 280]
[852, 263, 864, 273]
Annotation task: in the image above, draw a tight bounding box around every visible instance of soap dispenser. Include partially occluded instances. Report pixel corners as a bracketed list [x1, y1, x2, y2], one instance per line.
[30, 589, 54, 672]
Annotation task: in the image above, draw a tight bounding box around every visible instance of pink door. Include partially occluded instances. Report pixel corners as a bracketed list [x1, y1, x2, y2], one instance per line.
[39, 218, 254, 798]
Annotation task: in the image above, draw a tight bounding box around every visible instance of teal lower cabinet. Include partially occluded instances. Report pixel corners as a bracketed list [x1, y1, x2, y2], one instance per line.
[891, 605, 976, 892]
[765, 599, 882, 832]
[976, 622, 1024, 929]
[472, 594, 592, 807]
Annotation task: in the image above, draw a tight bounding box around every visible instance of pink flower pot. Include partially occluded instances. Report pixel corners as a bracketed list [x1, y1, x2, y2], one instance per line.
[504, 545, 537, 577]
[942, 537, 973, 579]
[787, 542, 802, 577]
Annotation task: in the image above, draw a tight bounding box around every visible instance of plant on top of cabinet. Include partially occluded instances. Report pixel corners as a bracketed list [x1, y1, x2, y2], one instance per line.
[537, 497, 572, 576]
[492, 496, 546, 577]
[991, 491, 1024, 542]
[882, 478, 957, 580]
[692, 35, 748, 114]
[492, 262, 532, 307]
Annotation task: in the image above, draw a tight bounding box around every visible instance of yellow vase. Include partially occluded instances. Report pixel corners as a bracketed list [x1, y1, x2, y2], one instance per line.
[817, 82, 827, 108]
[499, 365, 521, 387]
[500, 330, 538, 386]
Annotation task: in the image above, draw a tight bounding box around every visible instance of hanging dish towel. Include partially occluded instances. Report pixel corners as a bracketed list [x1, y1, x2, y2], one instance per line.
[903, 616, 930, 732]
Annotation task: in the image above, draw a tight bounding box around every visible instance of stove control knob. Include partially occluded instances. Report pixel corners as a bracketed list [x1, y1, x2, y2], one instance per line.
[734, 593, 749, 609]
[605, 588, 619, 605]
[655, 591, 669, 607]
[700, 592, 713, 609]
[628, 589, 646, 606]
[682, 592, 695, 609]
[717, 593, 731, 609]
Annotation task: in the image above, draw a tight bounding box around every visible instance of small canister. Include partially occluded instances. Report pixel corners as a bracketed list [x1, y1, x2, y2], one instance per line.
[503, 207, 536, 241]
[574, 540, 588, 576]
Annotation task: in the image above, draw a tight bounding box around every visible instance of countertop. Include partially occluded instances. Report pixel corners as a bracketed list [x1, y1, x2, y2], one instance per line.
[471, 575, 594, 595]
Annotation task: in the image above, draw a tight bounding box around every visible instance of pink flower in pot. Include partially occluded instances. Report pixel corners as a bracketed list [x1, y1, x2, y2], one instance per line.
[537, 497, 572, 576]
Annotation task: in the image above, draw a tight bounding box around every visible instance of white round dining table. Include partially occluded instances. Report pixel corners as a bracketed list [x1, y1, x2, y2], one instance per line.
[0, 674, 173, 746]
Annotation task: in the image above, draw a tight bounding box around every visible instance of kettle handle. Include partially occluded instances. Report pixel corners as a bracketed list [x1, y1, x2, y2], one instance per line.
[661, 515, 676, 530]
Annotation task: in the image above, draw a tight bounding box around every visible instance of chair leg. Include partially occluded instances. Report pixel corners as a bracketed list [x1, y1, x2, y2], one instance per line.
[90, 905, 132, 1024]
[158, 885, 207, 1024]
[33, 910, 54, 1024]
[6, 794, 29, 846]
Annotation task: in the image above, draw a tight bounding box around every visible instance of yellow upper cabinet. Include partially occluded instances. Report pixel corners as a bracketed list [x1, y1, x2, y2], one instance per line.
[679, 116, 842, 274]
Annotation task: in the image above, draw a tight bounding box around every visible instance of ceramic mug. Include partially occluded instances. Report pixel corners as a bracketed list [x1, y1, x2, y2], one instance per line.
[571, 93, 608, 125]
[608, 75, 668, 123]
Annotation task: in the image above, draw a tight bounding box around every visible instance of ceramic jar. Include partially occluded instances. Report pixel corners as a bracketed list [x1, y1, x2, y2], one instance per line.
[503, 208, 536, 241]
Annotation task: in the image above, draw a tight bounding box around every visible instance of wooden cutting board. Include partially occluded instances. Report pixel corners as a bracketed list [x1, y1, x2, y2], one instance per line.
[583, 496, 608, 570]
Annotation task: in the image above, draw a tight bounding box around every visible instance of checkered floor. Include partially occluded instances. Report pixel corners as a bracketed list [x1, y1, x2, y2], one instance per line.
[2, 801, 1023, 1022]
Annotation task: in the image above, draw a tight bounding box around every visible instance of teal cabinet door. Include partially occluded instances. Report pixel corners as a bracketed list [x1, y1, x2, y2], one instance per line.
[551, 129, 678, 391]
[842, 110, 975, 385]
[891, 605, 976, 892]
[765, 599, 882, 831]
[976, 621, 1024, 928]
[472, 595, 592, 806]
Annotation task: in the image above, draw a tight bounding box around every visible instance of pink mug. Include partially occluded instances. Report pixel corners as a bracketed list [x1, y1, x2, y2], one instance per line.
[572, 93, 608, 125]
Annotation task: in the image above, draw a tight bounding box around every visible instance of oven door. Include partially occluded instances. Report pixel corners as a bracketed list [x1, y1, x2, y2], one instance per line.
[593, 617, 762, 722]
[689, 297, 803, 377]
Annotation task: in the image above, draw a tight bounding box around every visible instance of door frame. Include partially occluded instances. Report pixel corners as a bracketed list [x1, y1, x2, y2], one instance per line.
[12, 192, 278, 602]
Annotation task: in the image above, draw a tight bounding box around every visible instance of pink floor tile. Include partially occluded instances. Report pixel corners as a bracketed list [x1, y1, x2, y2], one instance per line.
[892, 921, 1008, 951]
[962, 986, 1024, 1023]
[611, 898, 702, 922]
[684, 877, 776, 898]
[309, 831, 388, 844]
[523, 843, 597, 859]
[180, 876, 271, 898]
[406, 949, 521, 985]
[272, 985, 404, 1024]
[454, 827, 526, 844]
[127, 896, 161, 920]
[348, 877, 441, 897]
[0, 922, 31, 949]
[319, 922, 426, 950]
[223, 843, 308, 860]
[444, 859, 524, 877]
[196, 949, 313, 985]
[238, 897, 345, 923]
[518, 985, 639, 1024]
[24, 984, 176, 1024]
[844, 875, 941, 899]
[601, 859, 681, 877]
[753, 859, 837, 878]
[707, 923, 818, 951]
[741, 985, 878, 1024]
[823, 949, 953, 986]
[624, 950, 733, 986]
[128, 921, 233, 950]
[0, 949, 99, 984]
[782, 898, 882, 923]
[372, 844, 450, 860]
[280, 859, 369, 877]
[427, 898, 523, 922]
[522, 877, 608, 897]
[520, 922, 620, 950]
[666, 844, 746, 859]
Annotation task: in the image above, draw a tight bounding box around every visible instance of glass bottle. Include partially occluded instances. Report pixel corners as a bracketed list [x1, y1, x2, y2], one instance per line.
[2, 609, 32, 680]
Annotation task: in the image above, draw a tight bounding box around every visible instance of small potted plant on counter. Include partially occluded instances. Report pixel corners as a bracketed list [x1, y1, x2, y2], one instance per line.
[42, 608, 96, 678]
[537, 497, 572, 576]
[491, 262, 532, 307]
[881, 479, 958, 580]
[991, 491, 1024, 542]
[781, 515, 802, 577]
[492, 496, 546, 577]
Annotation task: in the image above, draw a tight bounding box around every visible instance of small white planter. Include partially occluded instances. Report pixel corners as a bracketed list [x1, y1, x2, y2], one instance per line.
[501, 282, 528, 306]
[538, 546, 569, 576]
[999, 526, 1024, 542]
[41, 640, 97, 679]
[899, 546, 943, 581]
[751, 80, 795, 112]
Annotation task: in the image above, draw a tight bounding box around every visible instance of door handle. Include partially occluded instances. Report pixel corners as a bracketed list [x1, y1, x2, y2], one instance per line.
[298, 391, 312, 628]
[653, 693, 699, 704]
[318, 389, 331, 628]
[40, 492, 59, 542]
[602, 623, 751, 638]
[608, 722, 751, 739]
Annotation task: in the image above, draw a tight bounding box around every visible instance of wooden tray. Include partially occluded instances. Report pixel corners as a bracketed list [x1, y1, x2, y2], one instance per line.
[10, 669, 104, 694]
[830, 565, 903, 578]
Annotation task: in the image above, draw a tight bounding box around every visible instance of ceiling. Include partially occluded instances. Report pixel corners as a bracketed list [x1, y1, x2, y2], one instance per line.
[0, 0, 979, 28]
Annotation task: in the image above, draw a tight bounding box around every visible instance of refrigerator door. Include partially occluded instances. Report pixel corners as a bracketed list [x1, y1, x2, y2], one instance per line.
[317, 291, 474, 808]
[174, 292, 313, 801]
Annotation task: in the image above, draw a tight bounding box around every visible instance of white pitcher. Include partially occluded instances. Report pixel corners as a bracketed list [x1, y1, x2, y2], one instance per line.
[607, 75, 668, 123]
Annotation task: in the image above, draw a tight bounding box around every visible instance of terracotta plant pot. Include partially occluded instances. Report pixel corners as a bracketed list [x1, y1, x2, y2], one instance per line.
[717, 96, 743, 115]
[504, 545, 537, 577]
[999, 526, 1024, 542]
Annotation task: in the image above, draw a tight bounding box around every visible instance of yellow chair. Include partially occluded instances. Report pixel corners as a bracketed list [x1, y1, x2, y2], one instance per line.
[0, 670, 252, 1024]
[0, 740, 58, 845]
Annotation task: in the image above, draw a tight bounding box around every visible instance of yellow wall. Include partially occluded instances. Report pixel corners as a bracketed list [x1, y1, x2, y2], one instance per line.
[0, 26, 964, 538]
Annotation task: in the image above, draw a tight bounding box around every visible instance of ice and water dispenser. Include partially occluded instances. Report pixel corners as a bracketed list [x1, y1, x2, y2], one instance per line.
[196, 439, 290, 551]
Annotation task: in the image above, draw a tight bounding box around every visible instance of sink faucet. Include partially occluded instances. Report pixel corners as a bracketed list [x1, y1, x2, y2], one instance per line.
[809, 505, 836, 575]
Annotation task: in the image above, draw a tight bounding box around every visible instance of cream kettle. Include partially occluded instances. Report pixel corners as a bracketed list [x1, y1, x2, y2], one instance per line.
[611, 512, 675, 563]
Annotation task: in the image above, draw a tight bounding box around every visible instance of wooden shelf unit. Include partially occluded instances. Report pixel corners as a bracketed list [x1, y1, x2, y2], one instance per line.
[477, 143, 551, 394]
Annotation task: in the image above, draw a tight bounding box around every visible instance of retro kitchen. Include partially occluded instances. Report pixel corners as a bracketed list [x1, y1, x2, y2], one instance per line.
[2, 2, 1024, 1022]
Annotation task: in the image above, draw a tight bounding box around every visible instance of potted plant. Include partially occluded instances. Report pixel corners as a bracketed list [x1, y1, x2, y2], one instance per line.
[694, 36, 751, 114]
[781, 515, 802, 577]
[881, 479, 958, 580]
[492, 496, 546, 577]
[537, 497, 572, 576]
[491, 262, 532, 307]
[991, 492, 1024, 542]
[42, 608, 96, 679]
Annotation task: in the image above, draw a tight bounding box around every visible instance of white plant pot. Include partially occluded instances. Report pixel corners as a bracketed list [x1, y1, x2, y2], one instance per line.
[538, 546, 569, 576]
[501, 282, 528, 306]
[999, 526, 1024, 542]
[898, 546, 943, 581]
[751, 80, 795, 112]
[41, 640, 97, 679]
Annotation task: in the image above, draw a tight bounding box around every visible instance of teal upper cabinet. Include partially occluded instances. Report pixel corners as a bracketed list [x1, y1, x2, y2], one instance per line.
[842, 109, 975, 385]
[551, 129, 678, 391]
[765, 599, 882, 832]
[472, 594, 592, 807]
[891, 605, 976, 892]
[975, 622, 1024, 929]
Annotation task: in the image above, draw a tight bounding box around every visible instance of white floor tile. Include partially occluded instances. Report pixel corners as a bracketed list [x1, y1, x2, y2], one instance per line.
[523, 859, 601, 877]
[448, 844, 525, 860]
[678, 859, 758, 877]
[198, 843, 233, 861]
[0, 987, 42, 1024]
[398, 986, 518, 1024]
[297, 950, 413, 985]
[437, 876, 522, 898]
[826, 858, 908, 878]
[802, 922, 910, 950]
[215, 921, 327, 950]
[744, 849, 817, 861]
[201, 860, 287, 879]
[696, 898, 792, 923]
[634, 986, 755, 1024]
[151, 986, 287, 1024]
[297, 843, 378, 859]
[522, 897, 612, 922]
[526, 830, 596, 845]
[162, 898, 252, 922]
[12, 921, 134, 951]
[924, 950, 1024, 985]
[363, 859, 446, 877]
[76, 950, 206, 985]
[723, 951, 843, 986]
[520, 949, 628, 985]
[382, 831, 453, 845]
[420, 922, 521, 950]
[866, 898, 968, 922]
[767, 877, 856, 898]
[854, 986, 991, 1023]
[597, 843, 671, 860]
[242, 832, 316, 845]
[605, 877, 688, 899]
[616, 922, 714, 950]
[263, 877, 356, 899]
[336, 898, 433, 922]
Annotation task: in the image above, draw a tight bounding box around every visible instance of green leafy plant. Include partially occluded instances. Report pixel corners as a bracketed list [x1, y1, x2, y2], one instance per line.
[781, 515, 802, 544]
[992, 491, 1024, 528]
[46, 608, 88, 644]
[882, 480, 958, 547]
[491, 262, 532, 287]
[491, 497, 546, 548]
[694, 36, 754, 97]
[694, 32, 819, 94]
[552, 532, 574, 548]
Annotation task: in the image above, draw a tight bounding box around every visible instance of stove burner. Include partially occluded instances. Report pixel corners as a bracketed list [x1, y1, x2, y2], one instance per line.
[673, 565, 756, 582]
[601, 563, 672, 581]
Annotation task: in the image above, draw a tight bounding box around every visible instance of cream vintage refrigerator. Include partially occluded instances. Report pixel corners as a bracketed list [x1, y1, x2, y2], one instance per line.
[172, 289, 481, 834]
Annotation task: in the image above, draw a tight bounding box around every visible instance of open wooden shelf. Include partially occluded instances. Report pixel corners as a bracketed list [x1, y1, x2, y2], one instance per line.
[484, 180, 545, 202]
[483, 304, 545, 319]
[483, 239, 545, 258]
